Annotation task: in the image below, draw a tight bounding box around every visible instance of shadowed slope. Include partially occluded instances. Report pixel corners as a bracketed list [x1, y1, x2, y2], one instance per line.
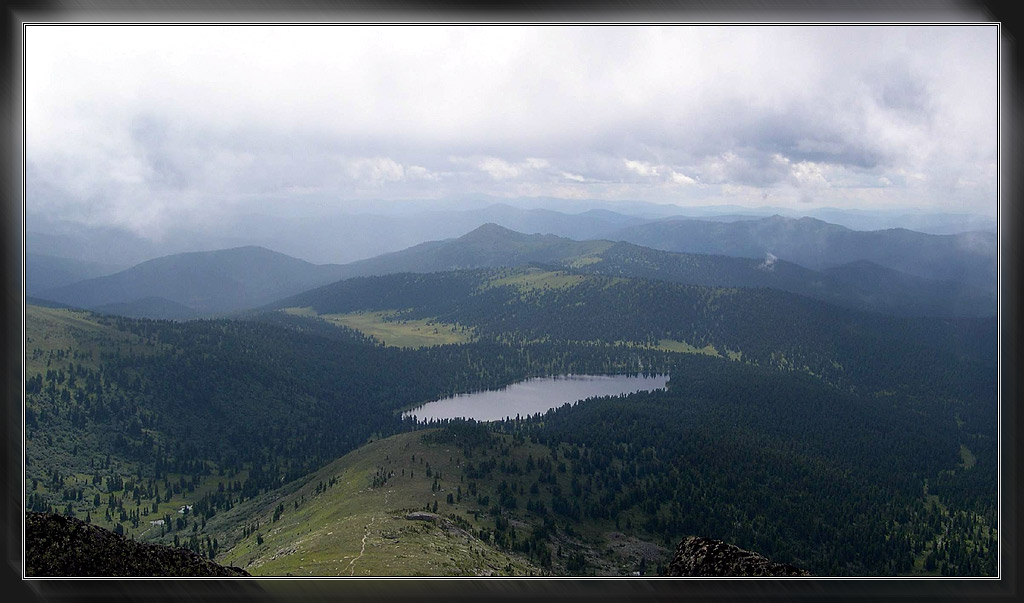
[26, 512, 250, 577]
[666, 536, 810, 577]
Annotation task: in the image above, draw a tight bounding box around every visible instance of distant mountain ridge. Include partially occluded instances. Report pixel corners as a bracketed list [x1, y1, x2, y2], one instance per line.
[26, 252, 127, 294]
[314, 223, 996, 318]
[27, 203, 648, 267]
[577, 240, 994, 318]
[29, 201, 992, 269]
[215, 204, 646, 266]
[33, 222, 996, 320]
[608, 215, 997, 292]
[36, 246, 351, 318]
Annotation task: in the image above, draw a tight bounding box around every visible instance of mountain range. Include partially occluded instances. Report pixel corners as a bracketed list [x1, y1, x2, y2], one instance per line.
[27, 202, 995, 268]
[33, 220, 997, 320]
[26, 203, 646, 267]
[611, 215, 997, 292]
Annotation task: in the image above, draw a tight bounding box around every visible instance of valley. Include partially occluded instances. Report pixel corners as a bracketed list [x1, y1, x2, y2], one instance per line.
[22, 215, 999, 578]
[20, 22, 1001, 584]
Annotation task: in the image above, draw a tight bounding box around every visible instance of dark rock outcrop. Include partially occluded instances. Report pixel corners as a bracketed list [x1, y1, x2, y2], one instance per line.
[404, 511, 441, 522]
[665, 536, 810, 577]
[26, 512, 250, 577]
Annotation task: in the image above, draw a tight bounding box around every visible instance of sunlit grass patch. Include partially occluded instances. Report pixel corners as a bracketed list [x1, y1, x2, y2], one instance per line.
[652, 339, 720, 357]
[486, 269, 587, 292]
[615, 339, 723, 358]
[323, 313, 474, 348]
[281, 308, 474, 348]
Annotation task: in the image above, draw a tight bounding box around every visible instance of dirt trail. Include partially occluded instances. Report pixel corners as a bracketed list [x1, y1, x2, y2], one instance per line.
[346, 489, 391, 576]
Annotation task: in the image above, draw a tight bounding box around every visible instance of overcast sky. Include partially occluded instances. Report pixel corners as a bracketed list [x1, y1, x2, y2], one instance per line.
[26, 25, 998, 236]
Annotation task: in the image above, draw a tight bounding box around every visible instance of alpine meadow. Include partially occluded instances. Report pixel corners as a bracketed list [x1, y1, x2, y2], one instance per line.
[20, 22, 1001, 581]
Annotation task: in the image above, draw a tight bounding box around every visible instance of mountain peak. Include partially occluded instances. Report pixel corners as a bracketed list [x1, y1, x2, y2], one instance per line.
[758, 214, 846, 231]
[459, 223, 527, 241]
[196, 245, 287, 257]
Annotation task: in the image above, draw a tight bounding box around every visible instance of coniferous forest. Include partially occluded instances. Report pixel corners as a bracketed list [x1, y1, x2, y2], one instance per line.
[24, 260, 997, 577]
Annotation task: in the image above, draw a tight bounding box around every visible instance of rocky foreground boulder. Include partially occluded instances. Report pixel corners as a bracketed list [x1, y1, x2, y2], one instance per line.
[665, 536, 811, 577]
[26, 512, 249, 577]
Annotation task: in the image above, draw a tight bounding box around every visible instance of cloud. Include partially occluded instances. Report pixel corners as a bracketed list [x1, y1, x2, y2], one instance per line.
[670, 171, 697, 185]
[474, 156, 555, 180]
[24, 24, 998, 233]
[474, 157, 519, 180]
[695, 150, 792, 187]
[344, 157, 406, 185]
[406, 165, 441, 181]
[624, 160, 700, 186]
[624, 159, 659, 177]
[775, 155, 830, 188]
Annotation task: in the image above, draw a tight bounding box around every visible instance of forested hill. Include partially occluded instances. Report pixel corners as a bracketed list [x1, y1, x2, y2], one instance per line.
[569, 241, 995, 317]
[501, 341, 996, 576]
[272, 266, 996, 404]
[309, 223, 996, 317]
[323, 222, 614, 278]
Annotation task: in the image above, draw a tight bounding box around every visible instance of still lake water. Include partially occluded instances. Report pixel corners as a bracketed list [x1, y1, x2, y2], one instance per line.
[403, 374, 669, 423]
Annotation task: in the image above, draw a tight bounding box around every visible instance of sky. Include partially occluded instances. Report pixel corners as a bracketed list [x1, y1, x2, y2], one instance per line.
[26, 25, 999, 237]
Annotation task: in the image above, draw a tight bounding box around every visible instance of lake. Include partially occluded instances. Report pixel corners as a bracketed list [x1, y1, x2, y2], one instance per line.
[403, 374, 669, 423]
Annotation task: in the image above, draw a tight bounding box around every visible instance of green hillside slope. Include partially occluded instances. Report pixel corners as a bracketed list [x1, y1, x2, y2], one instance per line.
[207, 430, 545, 576]
[24, 303, 668, 543]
